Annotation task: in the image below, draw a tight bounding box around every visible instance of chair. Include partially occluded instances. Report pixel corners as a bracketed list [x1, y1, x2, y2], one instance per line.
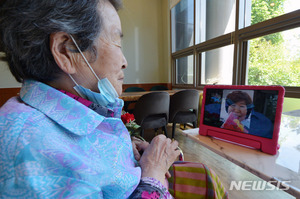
[169, 89, 200, 138]
[150, 85, 169, 91]
[133, 92, 170, 138]
[123, 87, 146, 113]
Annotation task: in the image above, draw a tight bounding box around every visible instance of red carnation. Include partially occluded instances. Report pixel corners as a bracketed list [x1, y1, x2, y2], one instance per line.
[121, 113, 135, 124]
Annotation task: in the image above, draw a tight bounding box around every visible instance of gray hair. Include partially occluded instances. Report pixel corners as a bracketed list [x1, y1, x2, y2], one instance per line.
[0, 0, 122, 83]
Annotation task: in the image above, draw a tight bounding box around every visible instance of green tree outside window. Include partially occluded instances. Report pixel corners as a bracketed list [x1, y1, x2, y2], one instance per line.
[248, 0, 300, 86]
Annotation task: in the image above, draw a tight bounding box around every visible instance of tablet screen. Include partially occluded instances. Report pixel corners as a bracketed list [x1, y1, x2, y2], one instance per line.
[203, 89, 279, 139]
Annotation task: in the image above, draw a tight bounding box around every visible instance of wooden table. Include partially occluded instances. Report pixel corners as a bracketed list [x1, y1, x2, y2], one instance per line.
[174, 130, 295, 199]
[176, 111, 300, 198]
[120, 90, 179, 101]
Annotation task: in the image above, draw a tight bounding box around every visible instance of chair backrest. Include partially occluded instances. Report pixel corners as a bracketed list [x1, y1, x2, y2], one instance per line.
[133, 91, 170, 125]
[169, 89, 200, 122]
[125, 87, 146, 92]
[150, 85, 169, 91]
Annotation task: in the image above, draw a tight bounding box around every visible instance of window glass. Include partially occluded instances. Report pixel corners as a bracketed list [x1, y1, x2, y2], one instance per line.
[171, 0, 194, 52]
[245, 0, 300, 27]
[175, 55, 194, 84]
[201, 45, 234, 85]
[247, 27, 300, 86]
[196, 0, 236, 44]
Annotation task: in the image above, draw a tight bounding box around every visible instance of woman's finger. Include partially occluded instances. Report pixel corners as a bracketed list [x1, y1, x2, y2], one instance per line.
[132, 142, 141, 161]
[166, 171, 171, 179]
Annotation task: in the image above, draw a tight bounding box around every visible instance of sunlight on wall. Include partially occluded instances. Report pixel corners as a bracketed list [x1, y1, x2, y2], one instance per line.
[119, 0, 170, 84]
[134, 27, 140, 83]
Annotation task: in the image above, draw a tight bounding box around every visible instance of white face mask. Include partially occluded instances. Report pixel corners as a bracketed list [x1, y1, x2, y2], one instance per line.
[68, 35, 123, 108]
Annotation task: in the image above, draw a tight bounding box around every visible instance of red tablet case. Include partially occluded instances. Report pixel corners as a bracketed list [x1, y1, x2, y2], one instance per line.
[199, 85, 285, 155]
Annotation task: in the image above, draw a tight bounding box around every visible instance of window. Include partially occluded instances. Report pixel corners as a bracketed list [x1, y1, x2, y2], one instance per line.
[171, 0, 194, 52]
[200, 45, 234, 85]
[196, 0, 236, 43]
[171, 0, 300, 98]
[175, 55, 194, 85]
[247, 28, 300, 87]
[246, 0, 300, 26]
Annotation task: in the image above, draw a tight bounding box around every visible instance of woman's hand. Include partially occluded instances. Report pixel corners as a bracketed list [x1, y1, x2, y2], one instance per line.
[139, 134, 180, 185]
[131, 137, 149, 161]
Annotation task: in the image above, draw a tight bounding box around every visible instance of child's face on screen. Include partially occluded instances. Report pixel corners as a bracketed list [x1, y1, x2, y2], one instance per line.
[228, 101, 247, 121]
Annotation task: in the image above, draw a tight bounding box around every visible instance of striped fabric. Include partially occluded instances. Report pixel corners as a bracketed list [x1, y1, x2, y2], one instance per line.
[168, 162, 228, 199]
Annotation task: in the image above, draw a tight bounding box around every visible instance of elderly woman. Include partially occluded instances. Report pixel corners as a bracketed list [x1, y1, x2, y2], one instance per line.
[222, 91, 273, 138]
[223, 91, 254, 133]
[0, 0, 179, 198]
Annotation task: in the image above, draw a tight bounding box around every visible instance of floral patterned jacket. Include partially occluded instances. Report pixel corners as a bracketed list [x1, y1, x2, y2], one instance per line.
[0, 80, 172, 198]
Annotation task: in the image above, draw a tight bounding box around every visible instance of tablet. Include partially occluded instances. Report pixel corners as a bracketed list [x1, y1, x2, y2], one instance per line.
[199, 85, 285, 155]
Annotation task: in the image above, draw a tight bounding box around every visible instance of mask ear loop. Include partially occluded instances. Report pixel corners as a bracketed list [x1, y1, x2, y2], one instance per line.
[67, 74, 86, 98]
[69, 34, 101, 82]
[68, 73, 79, 87]
[66, 36, 89, 99]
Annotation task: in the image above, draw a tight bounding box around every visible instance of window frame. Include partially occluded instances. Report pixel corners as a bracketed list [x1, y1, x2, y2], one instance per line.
[170, 0, 300, 98]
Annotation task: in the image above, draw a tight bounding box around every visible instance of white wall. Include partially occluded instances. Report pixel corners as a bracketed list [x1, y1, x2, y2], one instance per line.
[119, 0, 171, 84]
[0, 53, 21, 88]
[0, 0, 171, 88]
